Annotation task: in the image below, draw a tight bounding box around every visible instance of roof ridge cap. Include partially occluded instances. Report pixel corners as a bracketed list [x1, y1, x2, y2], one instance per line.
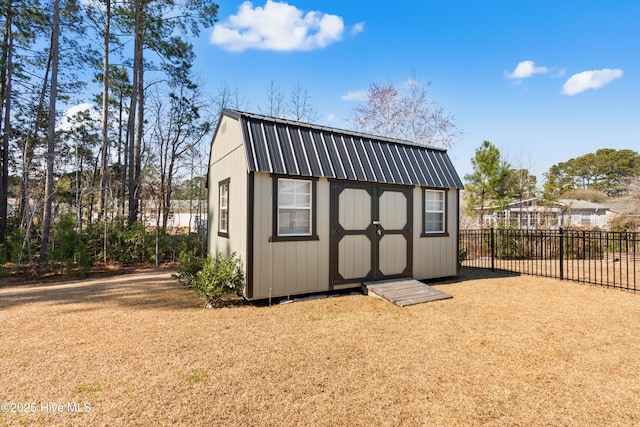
[224, 108, 448, 152]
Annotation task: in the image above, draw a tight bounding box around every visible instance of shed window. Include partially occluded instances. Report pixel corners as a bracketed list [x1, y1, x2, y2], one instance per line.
[423, 189, 446, 235]
[278, 178, 312, 235]
[271, 177, 318, 242]
[218, 179, 229, 237]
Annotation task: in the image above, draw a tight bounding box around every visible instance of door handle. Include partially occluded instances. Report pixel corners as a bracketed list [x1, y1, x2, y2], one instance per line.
[376, 228, 382, 236]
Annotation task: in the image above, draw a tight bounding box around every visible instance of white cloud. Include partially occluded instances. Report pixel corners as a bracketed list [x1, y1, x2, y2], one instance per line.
[561, 68, 623, 95]
[505, 60, 549, 79]
[341, 90, 367, 102]
[350, 21, 365, 36]
[80, 0, 105, 10]
[327, 113, 336, 123]
[210, 0, 345, 52]
[58, 103, 100, 131]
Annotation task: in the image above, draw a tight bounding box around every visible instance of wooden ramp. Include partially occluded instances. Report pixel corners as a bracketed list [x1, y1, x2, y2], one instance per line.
[363, 278, 452, 307]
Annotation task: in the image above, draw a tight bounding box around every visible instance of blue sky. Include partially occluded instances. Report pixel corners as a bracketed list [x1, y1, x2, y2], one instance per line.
[190, 0, 639, 183]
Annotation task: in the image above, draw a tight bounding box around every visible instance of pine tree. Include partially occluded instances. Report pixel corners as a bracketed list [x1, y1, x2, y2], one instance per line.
[464, 141, 510, 226]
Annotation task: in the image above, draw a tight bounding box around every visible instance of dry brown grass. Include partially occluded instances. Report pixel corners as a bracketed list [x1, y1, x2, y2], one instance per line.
[462, 258, 640, 290]
[2, 269, 640, 426]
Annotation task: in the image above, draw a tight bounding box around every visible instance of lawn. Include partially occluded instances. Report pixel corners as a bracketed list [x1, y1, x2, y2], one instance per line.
[1, 268, 640, 426]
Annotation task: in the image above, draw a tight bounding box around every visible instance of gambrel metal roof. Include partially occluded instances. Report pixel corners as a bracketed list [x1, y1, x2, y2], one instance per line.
[224, 109, 463, 189]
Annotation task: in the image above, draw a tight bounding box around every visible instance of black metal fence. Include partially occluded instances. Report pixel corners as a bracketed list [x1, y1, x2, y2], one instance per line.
[459, 228, 639, 291]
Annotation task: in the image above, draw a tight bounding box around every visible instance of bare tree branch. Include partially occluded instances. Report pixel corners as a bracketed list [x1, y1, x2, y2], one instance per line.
[348, 74, 460, 147]
[258, 78, 286, 118]
[289, 80, 318, 122]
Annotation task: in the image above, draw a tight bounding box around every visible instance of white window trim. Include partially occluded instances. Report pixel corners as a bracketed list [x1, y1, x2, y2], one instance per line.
[218, 179, 229, 236]
[424, 189, 446, 234]
[277, 178, 312, 237]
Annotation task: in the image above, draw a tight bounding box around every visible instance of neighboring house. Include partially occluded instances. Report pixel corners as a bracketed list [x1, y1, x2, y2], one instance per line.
[479, 198, 617, 230]
[140, 199, 207, 234]
[557, 199, 617, 230]
[480, 198, 561, 230]
[208, 109, 464, 300]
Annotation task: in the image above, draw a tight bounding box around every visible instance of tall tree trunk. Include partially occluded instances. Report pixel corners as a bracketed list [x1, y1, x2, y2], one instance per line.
[162, 147, 176, 232]
[20, 52, 51, 234]
[187, 151, 194, 234]
[98, 0, 110, 220]
[40, 0, 61, 264]
[99, 0, 111, 262]
[158, 128, 167, 230]
[127, 0, 143, 225]
[75, 147, 81, 229]
[119, 94, 126, 217]
[133, 63, 143, 220]
[0, 9, 11, 245]
[126, 79, 137, 224]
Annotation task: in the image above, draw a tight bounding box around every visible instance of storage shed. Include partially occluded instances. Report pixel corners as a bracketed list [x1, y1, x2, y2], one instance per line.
[208, 109, 464, 299]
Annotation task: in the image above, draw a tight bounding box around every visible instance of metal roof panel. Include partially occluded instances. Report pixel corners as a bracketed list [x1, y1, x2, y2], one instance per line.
[249, 121, 270, 172]
[263, 122, 284, 174]
[276, 126, 298, 175]
[228, 109, 462, 189]
[342, 135, 366, 181]
[307, 130, 332, 177]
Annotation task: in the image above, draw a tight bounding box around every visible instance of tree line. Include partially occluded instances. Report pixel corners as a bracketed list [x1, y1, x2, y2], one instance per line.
[0, 0, 219, 271]
[464, 141, 640, 230]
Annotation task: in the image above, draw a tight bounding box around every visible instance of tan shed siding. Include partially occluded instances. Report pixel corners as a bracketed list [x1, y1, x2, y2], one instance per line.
[412, 187, 459, 279]
[208, 115, 248, 270]
[207, 173, 215, 252]
[252, 174, 330, 299]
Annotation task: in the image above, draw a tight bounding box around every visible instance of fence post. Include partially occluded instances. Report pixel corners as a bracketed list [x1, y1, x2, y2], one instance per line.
[490, 227, 495, 272]
[559, 227, 564, 281]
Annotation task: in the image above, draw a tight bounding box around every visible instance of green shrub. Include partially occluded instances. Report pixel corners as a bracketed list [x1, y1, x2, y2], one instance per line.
[175, 234, 206, 258]
[1, 228, 31, 265]
[123, 221, 149, 263]
[173, 249, 206, 286]
[147, 228, 171, 264]
[103, 219, 151, 264]
[190, 252, 244, 306]
[49, 213, 92, 276]
[97, 217, 133, 264]
[87, 218, 202, 266]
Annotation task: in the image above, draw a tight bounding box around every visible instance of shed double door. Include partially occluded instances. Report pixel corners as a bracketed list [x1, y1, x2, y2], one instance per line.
[330, 182, 412, 287]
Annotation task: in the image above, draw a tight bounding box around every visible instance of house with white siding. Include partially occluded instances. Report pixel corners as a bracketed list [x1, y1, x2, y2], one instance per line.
[558, 199, 617, 230]
[479, 198, 618, 230]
